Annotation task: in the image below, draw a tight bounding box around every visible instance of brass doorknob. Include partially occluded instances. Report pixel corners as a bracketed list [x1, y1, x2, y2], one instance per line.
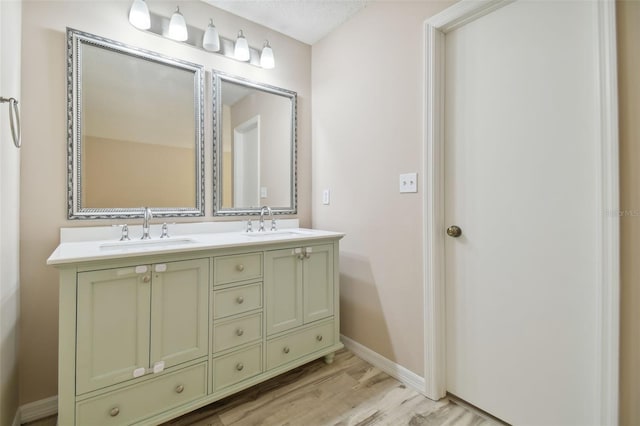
[446, 225, 462, 238]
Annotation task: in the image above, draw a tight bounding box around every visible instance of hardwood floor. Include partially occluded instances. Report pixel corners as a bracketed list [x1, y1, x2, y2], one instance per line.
[26, 350, 501, 426]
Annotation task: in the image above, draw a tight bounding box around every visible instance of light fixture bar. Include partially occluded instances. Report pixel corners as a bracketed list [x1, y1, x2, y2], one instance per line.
[140, 11, 264, 67]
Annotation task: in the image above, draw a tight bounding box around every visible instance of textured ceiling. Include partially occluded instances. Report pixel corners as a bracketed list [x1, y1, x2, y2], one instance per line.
[203, 0, 369, 45]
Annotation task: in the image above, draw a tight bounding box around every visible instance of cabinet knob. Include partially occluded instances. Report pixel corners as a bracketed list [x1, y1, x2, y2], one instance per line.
[316, 335, 323, 342]
[236, 264, 245, 272]
[142, 274, 151, 283]
[236, 328, 244, 336]
[110, 407, 120, 417]
[283, 346, 290, 354]
[236, 296, 244, 304]
[175, 384, 184, 394]
[236, 363, 244, 371]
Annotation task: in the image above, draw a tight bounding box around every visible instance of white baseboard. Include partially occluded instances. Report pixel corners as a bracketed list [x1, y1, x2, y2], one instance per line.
[19, 395, 58, 424]
[340, 334, 426, 395]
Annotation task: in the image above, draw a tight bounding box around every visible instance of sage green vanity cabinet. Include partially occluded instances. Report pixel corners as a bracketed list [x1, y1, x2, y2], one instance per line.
[76, 259, 209, 395]
[54, 234, 342, 425]
[265, 243, 334, 336]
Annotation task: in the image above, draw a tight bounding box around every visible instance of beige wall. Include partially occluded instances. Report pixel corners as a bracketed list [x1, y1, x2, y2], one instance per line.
[1, 0, 22, 423]
[617, 1, 640, 424]
[84, 137, 196, 208]
[311, 1, 453, 375]
[20, 0, 311, 405]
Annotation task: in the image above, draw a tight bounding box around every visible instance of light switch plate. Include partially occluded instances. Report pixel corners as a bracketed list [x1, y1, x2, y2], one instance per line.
[399, 173, 418, 193]
[260, 187, 268, 198]
[322, 189, 330, 205]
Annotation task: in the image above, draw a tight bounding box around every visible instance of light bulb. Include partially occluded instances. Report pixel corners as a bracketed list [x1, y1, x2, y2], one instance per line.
[203, 19, 220, 52]
[260, 40, 275, 69]
[234, 30, 250, 61]
[128, 0, 150, 30]
[168, 6, 188, 41]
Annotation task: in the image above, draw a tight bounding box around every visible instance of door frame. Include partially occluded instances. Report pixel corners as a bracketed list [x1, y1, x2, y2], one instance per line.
[233, 115, 261, 207]
[421, 0, 620, 423]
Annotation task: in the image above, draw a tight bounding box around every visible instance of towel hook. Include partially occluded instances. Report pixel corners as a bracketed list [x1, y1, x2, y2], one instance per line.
[0, 97, 21, 148]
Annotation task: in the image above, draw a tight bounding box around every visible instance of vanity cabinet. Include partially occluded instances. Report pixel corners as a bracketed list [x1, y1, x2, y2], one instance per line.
[264, 244, 334, 336]
[53, 234, 342, 425]
[76, 259, 209, 394]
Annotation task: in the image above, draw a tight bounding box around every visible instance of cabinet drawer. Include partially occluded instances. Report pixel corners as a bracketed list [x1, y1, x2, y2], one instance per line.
[215, 253, 262, 285]
[76, 362, 206, 425]
[266, 321, 334, 370]
[212, 344, 262, 391]
[213, 313, 262, 353]
[213, 282, 262, 319]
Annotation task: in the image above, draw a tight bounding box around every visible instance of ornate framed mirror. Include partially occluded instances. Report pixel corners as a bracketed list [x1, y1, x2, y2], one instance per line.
[67, 28, 205, 219]
[212, 71, 297, 216]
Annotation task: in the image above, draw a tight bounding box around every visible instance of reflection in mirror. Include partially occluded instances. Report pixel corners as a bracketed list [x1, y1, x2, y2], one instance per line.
[213, 71, 297, 216]
[67, 29, 204, 219]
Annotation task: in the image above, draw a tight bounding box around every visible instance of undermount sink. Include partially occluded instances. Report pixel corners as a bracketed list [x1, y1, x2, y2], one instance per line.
[100, 237, 196, 250]
[244, 230, 305, 238]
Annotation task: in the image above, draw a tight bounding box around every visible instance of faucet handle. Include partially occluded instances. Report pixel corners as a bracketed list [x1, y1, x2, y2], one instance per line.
[112, 224, 130, 241]
[270, 218, 277, 231]
[160, 223, 170, 239]
[246, 220, 253, 233]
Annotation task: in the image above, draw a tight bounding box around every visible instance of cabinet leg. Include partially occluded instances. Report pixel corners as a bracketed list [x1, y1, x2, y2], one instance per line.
[324, 353, 335, 365]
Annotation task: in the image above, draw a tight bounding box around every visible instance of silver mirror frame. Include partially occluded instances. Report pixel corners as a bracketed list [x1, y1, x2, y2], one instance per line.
[212, 71, 297, 216]
[66, 28, 205, 219]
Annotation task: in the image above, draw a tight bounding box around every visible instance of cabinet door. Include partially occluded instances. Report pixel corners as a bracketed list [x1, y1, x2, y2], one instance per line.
[303, 244, 334, 324]
[150, 259, 209, 369]
[265, 248, 303, 335]
[77, 266, 151, 394]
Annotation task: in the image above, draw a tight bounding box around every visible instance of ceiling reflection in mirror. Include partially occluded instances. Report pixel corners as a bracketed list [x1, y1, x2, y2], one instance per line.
[213, 72, 297, 216]
[67, 29, 204, 219]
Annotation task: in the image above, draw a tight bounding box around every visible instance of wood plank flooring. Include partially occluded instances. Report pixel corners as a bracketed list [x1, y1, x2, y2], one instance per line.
[25, 349, 501, 426]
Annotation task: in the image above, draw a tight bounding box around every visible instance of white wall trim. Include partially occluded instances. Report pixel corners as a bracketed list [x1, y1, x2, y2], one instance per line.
[18, 395, 58, 424]
[340, 335, 426, 395]
[422, 0, 620, 423]
[594, 1, 620, 424]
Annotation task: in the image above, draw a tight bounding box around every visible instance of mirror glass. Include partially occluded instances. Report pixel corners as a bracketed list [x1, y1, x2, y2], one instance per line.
[67, 29, 204, 219]
[213, 71, 297, 216]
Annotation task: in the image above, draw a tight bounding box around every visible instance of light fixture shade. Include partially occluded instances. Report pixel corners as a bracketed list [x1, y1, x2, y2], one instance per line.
[128, 0, 150, 30]
[234, 30, 250, 61]
[260, 40, 275, 69]
[203, 19, 220, 52]
[168, 6, 188, 41]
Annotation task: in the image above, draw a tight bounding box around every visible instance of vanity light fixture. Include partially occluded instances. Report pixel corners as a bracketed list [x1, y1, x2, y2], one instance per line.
[202, 19, 220, 52]
[128, 0, 150, 30]
[260, 40, 275, 69]
[234, 30, 250, 61]
[167, 6, 188, 41]
[128, 9, 275, 68]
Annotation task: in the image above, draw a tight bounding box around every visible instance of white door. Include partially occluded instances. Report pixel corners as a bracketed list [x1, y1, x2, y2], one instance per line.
[444, 2, 607, 424]
[233, 116, 260, 207]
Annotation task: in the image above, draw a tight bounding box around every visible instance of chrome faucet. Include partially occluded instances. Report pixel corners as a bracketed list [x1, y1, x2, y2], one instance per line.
[142, 207, 153, 240]
[259, 206, 277, 232]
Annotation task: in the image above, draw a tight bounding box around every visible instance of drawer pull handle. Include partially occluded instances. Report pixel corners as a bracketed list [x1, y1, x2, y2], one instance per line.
[110, 407, 120, 417]
[175, 384, 184, 394]
[236, 296, 244, 304]
[236, 264, 245, 272]
[236, 363, 244, 371]
[236, 328, 244, 336]
[142, 274, 151, 283]
[283, 346, 290, 354]
[316, 334, 323, 342]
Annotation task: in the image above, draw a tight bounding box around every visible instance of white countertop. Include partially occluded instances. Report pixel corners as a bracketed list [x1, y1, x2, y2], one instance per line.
[47, 227, 344, 266]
